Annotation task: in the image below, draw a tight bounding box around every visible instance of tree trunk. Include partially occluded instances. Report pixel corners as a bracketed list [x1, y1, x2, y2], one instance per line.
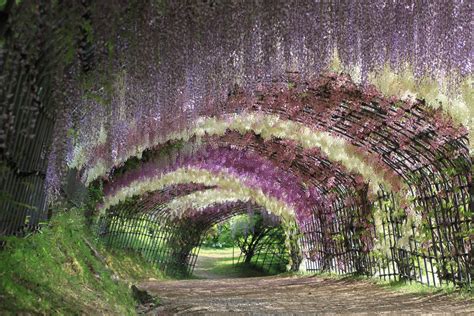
[244, 250, 254, 263]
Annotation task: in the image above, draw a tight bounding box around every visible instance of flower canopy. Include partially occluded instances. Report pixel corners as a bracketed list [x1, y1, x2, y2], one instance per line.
[0, 0, 471, 286]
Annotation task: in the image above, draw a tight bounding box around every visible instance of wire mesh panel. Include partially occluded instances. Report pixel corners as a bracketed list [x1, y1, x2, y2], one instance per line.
[0, 0, 87, 240]
[0, 2, 58, 238]
[301, 186, 473, 288]
[98, 211, 193, 276]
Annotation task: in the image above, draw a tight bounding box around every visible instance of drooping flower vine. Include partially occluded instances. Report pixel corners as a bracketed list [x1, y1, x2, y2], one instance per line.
[65, 72, 469, 208]
[74, 112, 401, 193]
[164, 188, 251, 219]
[176, 200, 275, 225]
[56, 1, 470, 179]
[100, 167, 298, 223]
[101, 144, 336, 219]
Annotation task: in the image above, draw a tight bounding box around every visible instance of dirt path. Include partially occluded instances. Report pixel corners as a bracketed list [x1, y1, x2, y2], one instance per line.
[140, 275, 473, 314]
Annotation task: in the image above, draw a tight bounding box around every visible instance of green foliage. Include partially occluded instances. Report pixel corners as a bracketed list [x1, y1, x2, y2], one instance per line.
[81, 20, 94, 43]
[0, 209, 162, 314]
[202, 214, 262, 249]
[231, 214, 278, 262]
[100, 247, 166, 284]
[66, 128, 79, 144]
[88, 181, 104, 205]
[0, 0, 18, 11]
[283, 220, 303, 271]
[202, 222, 234, 248]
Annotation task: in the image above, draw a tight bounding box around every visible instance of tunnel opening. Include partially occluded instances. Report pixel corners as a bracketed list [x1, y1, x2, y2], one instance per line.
[195, 210, 291, 278]
[98, 194, 296, 278]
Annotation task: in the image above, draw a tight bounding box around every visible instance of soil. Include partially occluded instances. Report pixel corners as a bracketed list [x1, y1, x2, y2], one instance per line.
[139, 275, 474, 315]
[138, 248, 473, 314]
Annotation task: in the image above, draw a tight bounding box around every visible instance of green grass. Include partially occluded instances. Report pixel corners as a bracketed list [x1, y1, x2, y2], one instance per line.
[376, 279, 473, 300]
[194, 247, 272, 278]
[201, 247, 287, 276]
[248, 255, 288, 275]
[101, 247, 167, 284]
[199, 246, 238, 254]
[0, 208, 165, 314]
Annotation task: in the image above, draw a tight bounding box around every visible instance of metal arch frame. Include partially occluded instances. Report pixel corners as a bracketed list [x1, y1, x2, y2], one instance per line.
[226, 75, 471, 286]
[98, 131, 363, 275]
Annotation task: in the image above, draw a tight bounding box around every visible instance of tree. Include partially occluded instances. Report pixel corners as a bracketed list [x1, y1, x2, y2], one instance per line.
[231, 213, 280, 264]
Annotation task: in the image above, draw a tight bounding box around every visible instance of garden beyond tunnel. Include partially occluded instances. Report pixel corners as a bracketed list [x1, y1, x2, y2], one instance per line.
[0, 0, 473, 314]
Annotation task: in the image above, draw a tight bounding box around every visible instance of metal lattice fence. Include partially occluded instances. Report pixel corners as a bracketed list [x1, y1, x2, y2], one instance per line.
[0, 1, 62, 239]
[301, 187, 472, 287]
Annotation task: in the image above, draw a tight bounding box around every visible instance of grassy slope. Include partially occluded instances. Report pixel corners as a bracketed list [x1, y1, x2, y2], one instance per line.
[0, 208, 164, 314]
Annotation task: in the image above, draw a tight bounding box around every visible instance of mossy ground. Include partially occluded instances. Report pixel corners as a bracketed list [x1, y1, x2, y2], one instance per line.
[0, 208, 164, 314]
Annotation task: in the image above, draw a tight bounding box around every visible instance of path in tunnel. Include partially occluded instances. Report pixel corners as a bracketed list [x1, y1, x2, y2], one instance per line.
[192, 248, 269, 279]
[139, 275, 473, 314]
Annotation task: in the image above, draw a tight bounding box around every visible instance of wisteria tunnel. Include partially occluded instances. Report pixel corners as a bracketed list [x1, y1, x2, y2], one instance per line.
[0, 0, 473, 313]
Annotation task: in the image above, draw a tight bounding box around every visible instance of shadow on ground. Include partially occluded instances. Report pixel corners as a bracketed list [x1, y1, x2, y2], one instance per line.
[140, 275, 474, 315]
[139, 248, 474, 314]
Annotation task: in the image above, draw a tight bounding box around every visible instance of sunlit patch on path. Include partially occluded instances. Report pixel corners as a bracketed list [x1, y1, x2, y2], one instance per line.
[140, 276, 474, 314]
[193, 248, 269, 280]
